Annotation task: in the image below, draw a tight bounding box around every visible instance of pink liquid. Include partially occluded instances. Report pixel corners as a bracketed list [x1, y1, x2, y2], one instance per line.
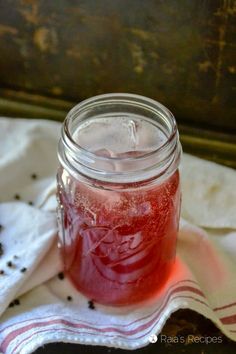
[57, 170, 180, 305]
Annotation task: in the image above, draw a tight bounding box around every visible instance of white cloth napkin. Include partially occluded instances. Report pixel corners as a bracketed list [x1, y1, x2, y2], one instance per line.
[0, 117, 235, 354]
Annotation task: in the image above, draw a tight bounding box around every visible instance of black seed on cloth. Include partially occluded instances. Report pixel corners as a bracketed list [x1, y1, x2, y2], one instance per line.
[14, 299, 20, 306]
[67, 296, 73, 301]
[8, 302, 14, 308]
[14, 194, 21, 200]
[28, 201, 34, 206]
[88, 300, 95, 310]
[0, 270, 5, 275]
[20, 267, 27, 273]
[7, 261, 15, 268]
[58, 272, 64, 280]
[31, 173, 38, 180]
[0, 243, 3, 256]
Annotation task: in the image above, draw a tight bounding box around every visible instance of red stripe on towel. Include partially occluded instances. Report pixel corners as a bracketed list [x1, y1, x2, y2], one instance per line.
[220, 314, 236, 325]
[0, 279, 202, 335]
[1, 284, 207, 353]
[214, 302, 236, 312]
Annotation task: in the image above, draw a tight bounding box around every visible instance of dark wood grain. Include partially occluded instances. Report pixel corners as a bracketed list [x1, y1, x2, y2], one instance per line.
[0, 0, 235, 132]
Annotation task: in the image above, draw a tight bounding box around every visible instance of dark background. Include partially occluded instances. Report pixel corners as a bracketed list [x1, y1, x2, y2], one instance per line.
[0, 0, 235, 133]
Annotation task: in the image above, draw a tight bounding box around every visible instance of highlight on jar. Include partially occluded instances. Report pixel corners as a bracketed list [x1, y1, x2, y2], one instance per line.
[56, 93, 182, 306]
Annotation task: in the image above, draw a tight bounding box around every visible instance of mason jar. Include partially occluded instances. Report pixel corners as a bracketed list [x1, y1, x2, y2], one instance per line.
[57, 93, 181, 306]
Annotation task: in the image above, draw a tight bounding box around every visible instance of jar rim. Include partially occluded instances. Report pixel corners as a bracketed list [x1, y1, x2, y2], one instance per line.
[63, 93, 177, 163]
[59, 93, 181, 183]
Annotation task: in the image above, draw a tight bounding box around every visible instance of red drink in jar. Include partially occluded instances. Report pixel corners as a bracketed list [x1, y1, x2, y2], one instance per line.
[57, 94, 181, 306]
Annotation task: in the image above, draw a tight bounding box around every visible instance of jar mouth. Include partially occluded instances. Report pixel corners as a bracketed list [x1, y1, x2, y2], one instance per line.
[64, 93, 177, 162]
[59, 93, 181, 183]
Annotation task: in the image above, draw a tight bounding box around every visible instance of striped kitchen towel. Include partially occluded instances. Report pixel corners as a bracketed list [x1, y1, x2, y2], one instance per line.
[0, 117, 235, 354]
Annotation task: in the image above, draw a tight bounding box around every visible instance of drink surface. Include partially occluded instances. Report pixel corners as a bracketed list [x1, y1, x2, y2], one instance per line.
[57, 168, 180, 305]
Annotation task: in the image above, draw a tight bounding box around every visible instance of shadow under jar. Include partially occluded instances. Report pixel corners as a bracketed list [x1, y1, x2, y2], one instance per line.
[57, 93, 182, 306]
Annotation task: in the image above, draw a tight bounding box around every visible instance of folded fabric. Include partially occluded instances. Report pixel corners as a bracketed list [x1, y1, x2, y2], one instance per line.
[0, 117, 235, 354]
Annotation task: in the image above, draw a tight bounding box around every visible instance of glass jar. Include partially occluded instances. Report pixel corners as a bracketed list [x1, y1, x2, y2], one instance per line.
[57, 93, 181, 306]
